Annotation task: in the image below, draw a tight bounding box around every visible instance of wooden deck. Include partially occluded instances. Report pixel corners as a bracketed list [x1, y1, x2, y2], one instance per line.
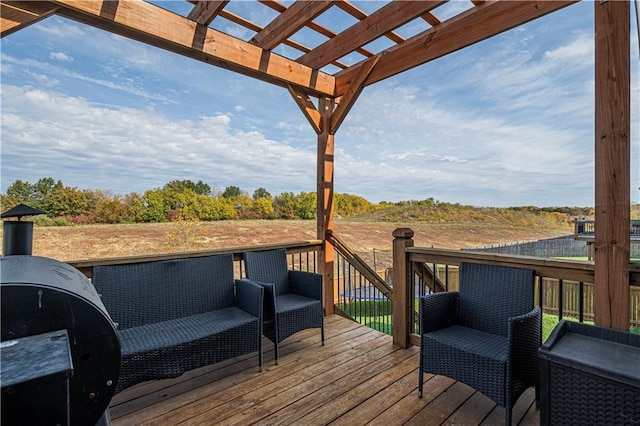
[109, 315, 540, 425]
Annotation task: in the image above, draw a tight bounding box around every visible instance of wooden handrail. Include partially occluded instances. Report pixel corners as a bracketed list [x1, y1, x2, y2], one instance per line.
[407, 247, 596, 283]
[68, 240, 323, 279]
[326, 230, 392, 298]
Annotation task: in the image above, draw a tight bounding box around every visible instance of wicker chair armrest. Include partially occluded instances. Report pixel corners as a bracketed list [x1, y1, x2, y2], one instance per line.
[234, 279, 264, 319]
[508, 306, 542, 383]
[420, 292, 459, 334]
[289, 270, 323, 301]
[247, 280, 276, 320]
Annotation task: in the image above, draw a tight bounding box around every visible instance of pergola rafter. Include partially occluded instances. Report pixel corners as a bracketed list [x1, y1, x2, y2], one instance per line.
[186, 0, 228, 26]
[297, 1, 444, 69]
[0, 0, 632, 330]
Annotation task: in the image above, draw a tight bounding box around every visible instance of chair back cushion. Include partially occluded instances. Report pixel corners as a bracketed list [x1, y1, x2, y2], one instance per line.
[243, 249, 290, 296]
[93, 254, 235, 329]
[458, 262, 535, 337]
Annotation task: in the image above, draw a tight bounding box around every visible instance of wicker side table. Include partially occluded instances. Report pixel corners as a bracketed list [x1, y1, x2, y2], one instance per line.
[539, 320, 640, 425]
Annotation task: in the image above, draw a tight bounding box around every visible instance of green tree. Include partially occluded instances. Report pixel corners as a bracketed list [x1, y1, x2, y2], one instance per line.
[253, 197, 274, 218]
[253, 187, 272, 201]
[293, 192, 316, 219]
[44, 186, 91, 217]
[163, 187, 198, 220]
[273, 191, 296, 219]
[134, 189, 167, 222]
[222, 185, 243, 199]
[33, 177, 62, 206]
[335, 193, 373, 216]
[4, 179, 36, 209]
[163, 179, 211, 196]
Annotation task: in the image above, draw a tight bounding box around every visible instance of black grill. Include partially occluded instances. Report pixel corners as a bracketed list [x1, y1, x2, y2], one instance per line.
[1, 205, 120, 425]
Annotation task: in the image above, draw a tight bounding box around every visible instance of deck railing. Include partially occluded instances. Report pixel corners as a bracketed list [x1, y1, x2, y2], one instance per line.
[327, 231, 393, 335]
[391, 228, 640, 348]
[574, 219, 640, 241]
[68, 240, 324, 280]
[69, 237, 394, 334]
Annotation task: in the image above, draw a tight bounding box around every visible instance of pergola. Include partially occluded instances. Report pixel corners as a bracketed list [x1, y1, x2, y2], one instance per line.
[1, 0, 631, 329]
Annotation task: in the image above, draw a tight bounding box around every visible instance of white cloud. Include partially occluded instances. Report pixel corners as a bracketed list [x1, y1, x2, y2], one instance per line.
[27, 71, 59, 88]
[545, 33, 593, 61]
[1, 54, 177, 104]
[50, 51, 73, 62]
[1, 85, 316, 195]
[36, 20, 87, 38]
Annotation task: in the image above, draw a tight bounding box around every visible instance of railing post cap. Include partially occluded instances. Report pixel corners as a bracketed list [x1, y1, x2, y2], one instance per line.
[393, 228, 414, 238]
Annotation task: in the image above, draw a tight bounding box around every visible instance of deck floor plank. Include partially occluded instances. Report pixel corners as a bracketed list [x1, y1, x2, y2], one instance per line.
[108, 315, 540, 426]
[328, 369, 427, 425]
[257, 347, 420, 426]
[140, 333, 383, 424]
[366, 375, 457, 426]
[441, 390, 496, 425]
[293, 352, 420, 426]
[406, 381, 476, 426]
[195, 336, 397, 425]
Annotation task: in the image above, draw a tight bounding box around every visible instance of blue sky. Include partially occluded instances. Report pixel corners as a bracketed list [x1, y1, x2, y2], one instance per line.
[1, 1, 638, 207]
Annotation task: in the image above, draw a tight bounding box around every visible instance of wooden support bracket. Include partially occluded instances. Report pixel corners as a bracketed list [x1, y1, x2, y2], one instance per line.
[330, 55, 379, 135]
[287, 84, 322, 135]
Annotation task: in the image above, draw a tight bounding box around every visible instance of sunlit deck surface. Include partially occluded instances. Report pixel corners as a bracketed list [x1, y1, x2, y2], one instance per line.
[109, 315, 539, 425]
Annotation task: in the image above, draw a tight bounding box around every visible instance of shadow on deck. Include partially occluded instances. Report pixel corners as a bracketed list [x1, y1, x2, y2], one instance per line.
[109, 315, 539, 425]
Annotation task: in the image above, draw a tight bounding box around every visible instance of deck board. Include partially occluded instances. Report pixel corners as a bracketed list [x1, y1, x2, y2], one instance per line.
[109, 315, 539, 425]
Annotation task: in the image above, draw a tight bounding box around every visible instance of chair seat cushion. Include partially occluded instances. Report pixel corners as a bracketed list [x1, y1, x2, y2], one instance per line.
[422, 325, 509, 405]
[271, 294, 323, 343]
[425, 325, 508, 361]
[276, 293, 321, 314]
[119, 307, 259, 356]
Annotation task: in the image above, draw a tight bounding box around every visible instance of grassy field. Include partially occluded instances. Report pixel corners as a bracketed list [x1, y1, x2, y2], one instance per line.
[23, 219, 573, 262]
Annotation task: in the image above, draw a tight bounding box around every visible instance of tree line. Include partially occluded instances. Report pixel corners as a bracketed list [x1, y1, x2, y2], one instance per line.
[0, 178, 375, 225]
[0, 177, 595, 227]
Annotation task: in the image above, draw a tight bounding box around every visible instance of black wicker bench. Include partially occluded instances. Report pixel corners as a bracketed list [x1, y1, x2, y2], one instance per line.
[92, 254, 263, 393]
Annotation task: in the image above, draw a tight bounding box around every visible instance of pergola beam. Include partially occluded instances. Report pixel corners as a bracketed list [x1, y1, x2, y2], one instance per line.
[1, 1, 58, 37]
[335, 0, 576, 97]
[48, 0, 335, 97]
[594, 0, 630, 330]
[298, 1, 444, 69]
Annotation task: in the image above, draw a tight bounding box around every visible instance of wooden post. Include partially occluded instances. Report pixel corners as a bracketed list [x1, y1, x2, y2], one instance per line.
[318, 95, 336, 315]
[594, 0, 630, 330]
[392, 228, 414, 348]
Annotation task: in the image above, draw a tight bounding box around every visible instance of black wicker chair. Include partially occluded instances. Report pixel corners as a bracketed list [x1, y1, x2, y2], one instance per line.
[243, 249, 324, 364]
[93, 254, 263, 393]
[418, 262, 541, 425]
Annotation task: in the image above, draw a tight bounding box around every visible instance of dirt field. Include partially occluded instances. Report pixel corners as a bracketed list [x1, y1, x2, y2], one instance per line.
[24, 220, 572, 268]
